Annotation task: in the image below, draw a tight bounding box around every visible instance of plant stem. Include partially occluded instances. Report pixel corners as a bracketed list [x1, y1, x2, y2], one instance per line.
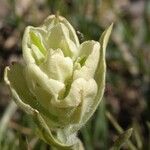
[51, 139, 84, 150]
[0, 101, 17, 148]
[106, 111, 137, 150]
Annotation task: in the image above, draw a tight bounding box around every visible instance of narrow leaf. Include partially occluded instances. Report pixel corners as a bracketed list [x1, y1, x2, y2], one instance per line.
[111, 128, 133, 150]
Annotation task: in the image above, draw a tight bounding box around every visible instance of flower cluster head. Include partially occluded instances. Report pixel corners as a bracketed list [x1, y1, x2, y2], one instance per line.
[4, 15, 112, 149]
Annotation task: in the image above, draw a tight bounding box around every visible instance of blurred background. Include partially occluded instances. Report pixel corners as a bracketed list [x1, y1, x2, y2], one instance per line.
[0, 0, 149, 149]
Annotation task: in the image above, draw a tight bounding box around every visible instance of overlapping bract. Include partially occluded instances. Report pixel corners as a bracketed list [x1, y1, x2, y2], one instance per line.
[4, 15, 112, 149]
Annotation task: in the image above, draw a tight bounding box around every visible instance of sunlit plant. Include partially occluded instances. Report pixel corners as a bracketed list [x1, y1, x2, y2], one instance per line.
[4, 15, 112, 150]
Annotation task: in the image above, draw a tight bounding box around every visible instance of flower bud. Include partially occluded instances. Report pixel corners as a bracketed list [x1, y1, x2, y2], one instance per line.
[4, 15, 113, 149]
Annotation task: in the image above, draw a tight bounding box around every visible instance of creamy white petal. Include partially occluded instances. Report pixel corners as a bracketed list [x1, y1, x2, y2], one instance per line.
[46, 23, 78, 58]
[40, 49, 73, 83]
[51, 78, 85, 108]
[68, 24, 113, 134]
[73, 41, 100, 80]
[25, 64, 65, 99]
[77, 79, 98, 121]
[51, 78, 97, 112]
[43, 15, 80, 47]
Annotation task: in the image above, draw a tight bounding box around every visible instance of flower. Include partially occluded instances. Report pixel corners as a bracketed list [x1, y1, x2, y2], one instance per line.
[4, 15, 112, 149]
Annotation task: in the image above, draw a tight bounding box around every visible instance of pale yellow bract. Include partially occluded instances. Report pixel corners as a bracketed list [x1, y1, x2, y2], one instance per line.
[4, 15, 113, 150]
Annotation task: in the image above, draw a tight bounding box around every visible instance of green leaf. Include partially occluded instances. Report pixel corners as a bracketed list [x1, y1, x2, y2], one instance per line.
[111, 128, 133, 150]
[18, 134, 28, 150]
